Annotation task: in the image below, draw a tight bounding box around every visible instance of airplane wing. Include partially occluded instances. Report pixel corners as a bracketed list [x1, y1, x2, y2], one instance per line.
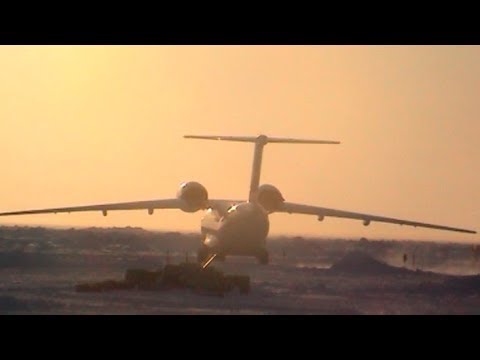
[277, 202, 476, 234]
[0, 199, 242, 217]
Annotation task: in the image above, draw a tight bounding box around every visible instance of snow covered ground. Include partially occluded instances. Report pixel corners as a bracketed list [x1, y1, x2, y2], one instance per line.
[1, 227, 480, 314]
[1, 253, 480, 314]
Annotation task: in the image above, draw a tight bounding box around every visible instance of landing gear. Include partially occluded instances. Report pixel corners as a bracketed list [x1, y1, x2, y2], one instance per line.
[197, 245, 209, 263]
[256, 248, 269, 265]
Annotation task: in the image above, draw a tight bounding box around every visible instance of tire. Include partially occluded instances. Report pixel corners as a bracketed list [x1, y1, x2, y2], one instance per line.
[197, 246, 209, 263]
[257, 249, 269, 265]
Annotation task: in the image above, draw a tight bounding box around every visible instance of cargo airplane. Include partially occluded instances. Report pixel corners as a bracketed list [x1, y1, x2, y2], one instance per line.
[0, 135, 476, 267]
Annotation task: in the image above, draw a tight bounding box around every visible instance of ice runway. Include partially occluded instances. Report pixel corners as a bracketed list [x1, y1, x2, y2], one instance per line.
[1, 226, 480, 314]
[2, 252, 480, 314]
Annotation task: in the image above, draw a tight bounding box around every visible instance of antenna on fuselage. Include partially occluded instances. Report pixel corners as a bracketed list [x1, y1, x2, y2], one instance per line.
[184, 134, 340, 202]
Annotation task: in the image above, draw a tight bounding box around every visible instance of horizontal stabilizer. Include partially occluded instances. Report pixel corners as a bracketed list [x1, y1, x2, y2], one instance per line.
[184, 134, 340, 145]
[266, 137, 340, 144]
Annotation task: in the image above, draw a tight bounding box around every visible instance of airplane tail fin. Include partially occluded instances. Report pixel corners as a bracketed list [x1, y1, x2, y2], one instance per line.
[184, 134, 340, 201]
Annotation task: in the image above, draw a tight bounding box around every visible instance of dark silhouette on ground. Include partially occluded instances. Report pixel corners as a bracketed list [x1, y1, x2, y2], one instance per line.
[329, 251, 411, 275]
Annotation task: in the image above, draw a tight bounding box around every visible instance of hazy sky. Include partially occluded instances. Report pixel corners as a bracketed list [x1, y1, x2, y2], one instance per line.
[0, 46, 478, 242]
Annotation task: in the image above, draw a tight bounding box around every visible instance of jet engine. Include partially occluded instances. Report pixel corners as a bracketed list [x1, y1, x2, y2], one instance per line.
[255, 184, 285, 213]
[176, 181, 209, 212]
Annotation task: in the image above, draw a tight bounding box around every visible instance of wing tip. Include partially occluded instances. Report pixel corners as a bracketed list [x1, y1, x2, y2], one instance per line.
[455, 228, 476, 234]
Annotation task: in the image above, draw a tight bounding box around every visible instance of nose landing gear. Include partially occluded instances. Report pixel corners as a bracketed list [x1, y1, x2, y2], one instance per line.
[202, 253, 217, 269]
[198, 245, 269, 266]
[197, 245, 210, 264]
[197, 245, 225, 268]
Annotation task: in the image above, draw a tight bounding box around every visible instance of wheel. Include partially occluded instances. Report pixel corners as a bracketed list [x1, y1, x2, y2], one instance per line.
[197, 246, 209, 263]
[257, 249, 269, 265]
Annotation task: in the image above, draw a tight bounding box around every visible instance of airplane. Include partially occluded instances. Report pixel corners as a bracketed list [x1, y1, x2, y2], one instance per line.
[0, 134, 476, 268]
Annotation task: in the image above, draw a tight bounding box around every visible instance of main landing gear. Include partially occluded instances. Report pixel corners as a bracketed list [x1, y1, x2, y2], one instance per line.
[256, 248, 269, 265]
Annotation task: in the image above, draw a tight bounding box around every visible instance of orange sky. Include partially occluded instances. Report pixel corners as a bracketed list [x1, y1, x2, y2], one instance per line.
[0, 46, 478, 242]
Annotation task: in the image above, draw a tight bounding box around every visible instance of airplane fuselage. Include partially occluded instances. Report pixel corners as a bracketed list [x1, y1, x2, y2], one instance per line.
[200, 201, 270, 262]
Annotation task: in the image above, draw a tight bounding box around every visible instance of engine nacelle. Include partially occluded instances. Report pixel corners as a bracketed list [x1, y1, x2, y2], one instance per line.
[255, 184, 285, 213]
[176, 181, 209, 213]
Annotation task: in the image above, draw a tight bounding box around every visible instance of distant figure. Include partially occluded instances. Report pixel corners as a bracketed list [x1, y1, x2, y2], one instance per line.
[403, 253, 408, 267]
[282, 249, 286, 259]
[472, 245, 480, 264]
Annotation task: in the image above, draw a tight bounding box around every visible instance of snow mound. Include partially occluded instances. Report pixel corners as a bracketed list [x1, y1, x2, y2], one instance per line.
[329, 251, 410, 275]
